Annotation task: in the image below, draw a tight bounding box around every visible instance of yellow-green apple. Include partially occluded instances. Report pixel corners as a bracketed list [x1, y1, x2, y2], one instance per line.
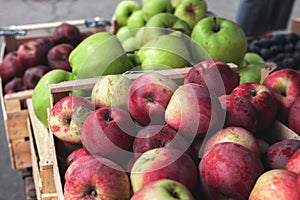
[0, 51, 23, 84]
[17, 38, 53, 69]
[69, 32, 133, 79]
[80, 107, 137, 168]
[4, 77, 24, 94]
[142, 0, 174, 21]
[32, 69, 76, 127]
[131, 179, 195, 200]
[114, 0, 141, 26]
[128, 72, 178, 126]
[165, 83, 224, 139]
[203, 126, 261, 158]
[286, 149, 300, 174]
[174, 0, 207, 29]
[184, 60, 240, 96]
[136, 33, 191, 71]
[63, 155, 131, 200]
[262, 68, 300, 123]
[132, 124, 199, 164]
[218, 94, 257, 133]
[238, 63, 267, 84]
[288, 97, 300, 135]
[23, 65, 52, 90]
[48, 95, 95, 144]
[266, 139, 300, 170]
[249, 169, 299, 200]
[91, 74, 132, 111]
[231, 82, 278, 131]
[130, 147, 198, 194]
[243, 52, 265, 66]
[47, 43, 74, 71]
[127, 10, 146, 29]
[199, 142, 264, 200]
[52, 23, 81, 46]
[191, 16, 247, 66]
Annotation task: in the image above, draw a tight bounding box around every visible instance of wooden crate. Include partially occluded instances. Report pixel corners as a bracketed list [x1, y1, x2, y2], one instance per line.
[0, 18, 109, 171]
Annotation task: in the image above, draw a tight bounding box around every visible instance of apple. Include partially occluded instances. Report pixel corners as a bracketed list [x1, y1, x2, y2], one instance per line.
[231, 82, 278, 131]
[91, 74, 132, 110]
[266, 139, 300, 170]
[131, 179, 195, 200]
[191, 16, 248, 66]
[114, 0, 141, 27]
[238, 63, 267, 84]
[63, 155, 131, 200]
[80, 107, 137, 168]
[184, 60, 240, 96]
[286, 149, 300, 174]
[243, 52, 265, 66]
[142, 0, 174, 21]
[17, 38, 53, 69]
[32, 69, 76, 127]
[0, 51, 23, 84]
[133, 124, 199, 164]
[262, 68, 300, 123]
[127, 10, 146, 29]
[52, 23, 81, 46]
[23, 65, 52, 90]
[47, 43, 74, 71]
[288, 97, 300, 135]
[203, 126, 261, 158]
[128, 72, 178, 126]
[174, 0, 207, 29]
[4, 77, 25, 94]
[200, 142, 265, 200]
[130, 147, 198, 194]
[165, 83, 224, 139]
[136, 33, 191, 71]
[218, 94, 257, 133]
[69, 32, 133, 79]
[65, 147, 89, 167]
[249, 169, 299, 200]
[48, 95, 95, 144]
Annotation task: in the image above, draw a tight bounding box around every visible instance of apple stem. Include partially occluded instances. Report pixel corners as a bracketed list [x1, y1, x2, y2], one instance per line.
[212, 17, 221, 32]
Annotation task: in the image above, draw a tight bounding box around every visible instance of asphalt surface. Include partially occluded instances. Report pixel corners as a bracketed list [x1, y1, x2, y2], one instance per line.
[0, 0, 299, 199]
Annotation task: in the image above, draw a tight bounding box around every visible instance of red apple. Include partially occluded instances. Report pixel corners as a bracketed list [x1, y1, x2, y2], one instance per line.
[133, 124, 199, 164]
[218, 94, 257, 133]
[130, 147, 198, 194]
[231, 82, 278, 131]
[165, 83, 224, 139]
[286, 149, 300, 174]
[263, 68, 300, 123]
[249, 169, 299, 200]
[288, 97, 300, 135]
[128, 72, 178, 126]
[297, 174, 300, 193]
[199, 142, 264, 200]
[267, 139, 300, 170]
[23, 65, 52, 89]
[52, 23, 81, 46]
[4, 77, 25, 94]
[47, 43, 74, 71]
[131, 179, 195, 200]
[48, 95, 95, 144]
[66, 147, 90, 167]
[80, 107, 137, 168]
[17, 38, 53, 69]
[184, 60, 240, 96]
[0, 51, 23, 84]
[203, 126, 261, 158]
[64, 154, 131, 200]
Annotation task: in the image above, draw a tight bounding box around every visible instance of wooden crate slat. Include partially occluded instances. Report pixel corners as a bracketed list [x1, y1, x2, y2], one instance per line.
[11, 138, 31, 169]
[6, 110, 30, 140]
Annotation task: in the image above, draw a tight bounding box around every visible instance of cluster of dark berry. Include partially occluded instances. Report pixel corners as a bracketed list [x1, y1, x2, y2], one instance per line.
[247, 32, 300, 70]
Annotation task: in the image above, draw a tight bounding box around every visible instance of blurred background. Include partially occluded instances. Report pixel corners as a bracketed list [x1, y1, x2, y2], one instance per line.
[0, 0, 299, 199]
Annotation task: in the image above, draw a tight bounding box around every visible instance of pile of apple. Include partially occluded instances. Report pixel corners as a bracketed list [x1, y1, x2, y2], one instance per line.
[47, 59, 300, 200]
[0, 23, 84, 95]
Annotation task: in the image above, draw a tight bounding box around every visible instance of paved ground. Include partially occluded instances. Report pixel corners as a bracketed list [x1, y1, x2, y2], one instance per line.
[0, 0, 299, 199]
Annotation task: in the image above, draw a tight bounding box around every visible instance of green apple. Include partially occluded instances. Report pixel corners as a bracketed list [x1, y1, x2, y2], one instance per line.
[142, 0, 174, 21]
[136, 33, 191, 71]
[238, 63, 267, 84]
[243, 52, 265, 66]
[32, 69, 76, 127]
[116, 26, 132, 43]
[69, 32, 133, 79]
[174, 0, 207, 29]
[192, 16, 248, 66]
[127, 10, 146, 29]
[114, 0, 141, 26]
